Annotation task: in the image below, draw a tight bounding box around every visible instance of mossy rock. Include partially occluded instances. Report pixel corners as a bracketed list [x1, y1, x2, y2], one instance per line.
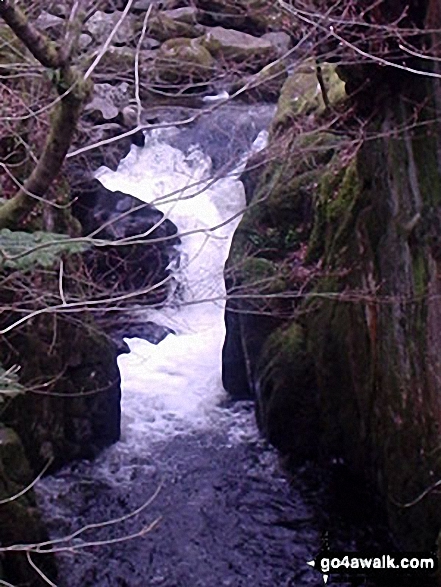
[307, 157, 361, 264]
[93, 46, 135, 72]
[232, 130, 342, 268]
[239, 256, 286, 297]
[271, 61, 346, 131]
[146, 9, 205, 42]
[256, 323, 318, 459]
[231, 60, 288, 102]
[154, 37, 214, 85]
[0, 312, 121, 472]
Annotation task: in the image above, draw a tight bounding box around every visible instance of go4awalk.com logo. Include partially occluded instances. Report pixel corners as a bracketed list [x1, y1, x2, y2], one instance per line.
[307, 551, 438, 584]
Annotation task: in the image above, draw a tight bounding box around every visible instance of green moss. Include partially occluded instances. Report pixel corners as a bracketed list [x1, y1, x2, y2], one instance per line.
[307, 158, 361, 264]
[240, 257, 285, 293]
[412, 250, 428, 299]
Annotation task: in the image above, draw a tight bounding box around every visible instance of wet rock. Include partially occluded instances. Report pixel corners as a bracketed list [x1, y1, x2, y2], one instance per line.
[85, 82, 131, 123]
[256, 323, 318, 460]
[222, 307, 254, 399]
[111, 320, 174, 344]
[72, 181, 179, 301]
[201, 27, 276, 71]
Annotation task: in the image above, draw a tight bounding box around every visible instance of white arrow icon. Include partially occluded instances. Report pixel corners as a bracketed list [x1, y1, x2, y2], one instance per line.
[307, 560, 329, 584]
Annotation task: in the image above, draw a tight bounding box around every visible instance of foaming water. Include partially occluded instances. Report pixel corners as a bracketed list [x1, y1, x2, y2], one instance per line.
[95, 128, 252, 443]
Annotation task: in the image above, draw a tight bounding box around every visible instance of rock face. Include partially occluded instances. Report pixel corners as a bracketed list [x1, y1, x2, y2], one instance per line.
[225, 50, 441, 550]
[302, 72, 441, 549]
[0, 313, 121, 472]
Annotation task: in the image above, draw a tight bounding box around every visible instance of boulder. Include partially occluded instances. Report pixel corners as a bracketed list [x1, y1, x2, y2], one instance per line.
[195, 0, 281, 33]
[262, 31, 293, 58]
[35, 11, 64, 37]
[163, 7, 201, 25]
[93, 45, 141, 74]
[154, 38, 214, 85]
[133, 0, 154, 11]
[1, 315, 122, 472]
[85, 10, 135, 46]
[147, 7, 205, 42]
[79, 32, 94, 50]
[72, 181, 179, 301]
[133, 0, 181, 12]
[201, 27, 276, 71]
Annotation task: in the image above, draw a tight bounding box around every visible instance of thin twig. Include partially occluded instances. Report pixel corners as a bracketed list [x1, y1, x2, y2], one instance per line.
[84, 0, 135, 81]
[0, 457, 54, 506]
[26, 552, 58, 587]
[134, 5, 152, 126]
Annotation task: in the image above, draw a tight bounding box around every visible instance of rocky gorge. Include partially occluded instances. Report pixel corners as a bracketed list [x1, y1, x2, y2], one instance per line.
[1, 1, 441, 585]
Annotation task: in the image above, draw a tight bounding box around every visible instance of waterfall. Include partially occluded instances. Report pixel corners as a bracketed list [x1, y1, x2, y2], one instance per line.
[36, 108, 327, 587]
[95, 126, 259, 441]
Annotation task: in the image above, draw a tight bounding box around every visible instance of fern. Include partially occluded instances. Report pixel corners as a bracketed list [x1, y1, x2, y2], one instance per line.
[0, 364, 25, 402]
[0, 229, 88, 271]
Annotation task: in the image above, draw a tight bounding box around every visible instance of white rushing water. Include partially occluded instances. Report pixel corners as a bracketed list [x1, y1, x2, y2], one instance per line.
[95, 127, 266, 445]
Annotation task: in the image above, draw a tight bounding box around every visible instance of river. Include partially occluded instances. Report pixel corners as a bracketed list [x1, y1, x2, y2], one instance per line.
[36, 105, 397, 587]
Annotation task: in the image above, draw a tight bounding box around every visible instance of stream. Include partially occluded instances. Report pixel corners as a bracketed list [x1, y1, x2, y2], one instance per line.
[36, 105, 392, 587]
